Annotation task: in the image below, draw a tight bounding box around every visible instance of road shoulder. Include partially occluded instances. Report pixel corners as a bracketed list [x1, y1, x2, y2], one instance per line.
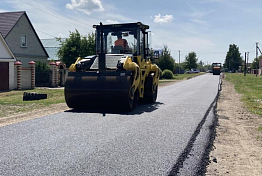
[206, 80, 262, 175]
[0, 103, 68, 127]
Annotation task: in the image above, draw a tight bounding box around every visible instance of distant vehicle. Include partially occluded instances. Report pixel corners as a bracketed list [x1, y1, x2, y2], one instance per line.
[186, 69, 200, 74]
[193, 69, 200, 73]
[206, 70, 212, 73]
[212, 63, 221, 75]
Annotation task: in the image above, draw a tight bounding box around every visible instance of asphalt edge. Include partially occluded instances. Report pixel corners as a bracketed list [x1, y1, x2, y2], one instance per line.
[168, 75, 222, 176]
[194, 92, 219, 176]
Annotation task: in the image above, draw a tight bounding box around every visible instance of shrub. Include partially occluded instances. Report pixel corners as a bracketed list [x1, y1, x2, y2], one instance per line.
[159, 68, 163, 79]
[162, 69, 174, 79]
[35, 61, 50, 72]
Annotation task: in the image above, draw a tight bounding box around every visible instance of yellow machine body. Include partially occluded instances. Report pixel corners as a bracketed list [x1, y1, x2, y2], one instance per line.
[64, 22, 160, 111]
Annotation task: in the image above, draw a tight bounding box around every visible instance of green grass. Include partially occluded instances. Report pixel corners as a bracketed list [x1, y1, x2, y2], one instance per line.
[0, 88, 65, 117]
[173, 72, 205, 80]
[0, 88, 65, 105]
[160, 72, 205, 81]
[159, 72, 205, 84]
[225, 73, 262, 116]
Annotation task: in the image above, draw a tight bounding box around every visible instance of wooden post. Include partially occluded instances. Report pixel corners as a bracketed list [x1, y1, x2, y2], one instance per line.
[14, 61, 22, 90]
[29, 61, 35, 89]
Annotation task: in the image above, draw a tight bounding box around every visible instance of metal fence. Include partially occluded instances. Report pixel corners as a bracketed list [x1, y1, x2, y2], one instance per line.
[35, 71, 51, 87]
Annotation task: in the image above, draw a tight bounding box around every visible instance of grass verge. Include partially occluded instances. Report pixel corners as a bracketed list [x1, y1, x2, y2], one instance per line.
[225, 73, 262, 116]
[159, 72, 205, 84]
[0, 88, 65, 117]
[173, 72, 205, 80]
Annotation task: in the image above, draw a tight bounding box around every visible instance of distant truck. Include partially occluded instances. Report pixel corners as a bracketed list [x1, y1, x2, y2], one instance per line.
[212, 63, 221, 75]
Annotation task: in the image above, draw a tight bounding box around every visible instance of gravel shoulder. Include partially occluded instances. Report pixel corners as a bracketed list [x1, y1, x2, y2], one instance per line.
[206, 80, 262, 175]
[0, 103, 68, 127]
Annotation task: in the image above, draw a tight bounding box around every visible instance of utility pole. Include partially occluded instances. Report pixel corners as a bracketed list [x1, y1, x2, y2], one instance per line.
[244, 52, 246, 76]
[256, 42, 258, 77]
[179, 50, 181, 74]
[247, 52, 249, 73]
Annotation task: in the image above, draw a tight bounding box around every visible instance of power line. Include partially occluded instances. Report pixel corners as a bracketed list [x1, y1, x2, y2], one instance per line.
[19, 0, 93, 32]
[248, 43, 255, 52]
[32, 0, 93, 28]
[35, 29, 57, 38]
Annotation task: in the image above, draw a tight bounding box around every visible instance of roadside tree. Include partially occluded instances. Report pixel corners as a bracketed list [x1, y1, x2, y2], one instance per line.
[224, 44, 242, 72]
[156, 45, 175, 72]
[197, 60, 205, 72]
[251, 55, 261, 69]
[57, 30, 95, 67]
[147, 48, 156, 63]
[184, 52, 198, 70]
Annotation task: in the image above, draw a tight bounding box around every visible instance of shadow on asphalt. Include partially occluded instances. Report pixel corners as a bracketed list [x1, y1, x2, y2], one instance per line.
[64, 102, 164, 116]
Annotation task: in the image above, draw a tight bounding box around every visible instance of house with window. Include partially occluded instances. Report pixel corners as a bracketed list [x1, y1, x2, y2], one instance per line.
[0, 11, 48, 67]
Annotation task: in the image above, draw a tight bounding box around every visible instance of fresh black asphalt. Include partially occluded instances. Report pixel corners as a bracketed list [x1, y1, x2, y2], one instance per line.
[0, 74, 220, 175]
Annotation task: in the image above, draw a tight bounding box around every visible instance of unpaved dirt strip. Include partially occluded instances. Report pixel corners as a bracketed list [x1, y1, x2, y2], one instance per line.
[206, 80, 262, 176]
[0, 103, 69, 127]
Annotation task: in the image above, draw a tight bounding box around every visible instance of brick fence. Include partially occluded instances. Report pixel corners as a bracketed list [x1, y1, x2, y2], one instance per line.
[13, 61, 68, 90]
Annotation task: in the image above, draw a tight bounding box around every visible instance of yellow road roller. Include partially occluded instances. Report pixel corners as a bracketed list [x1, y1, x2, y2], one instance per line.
[64, 22, 160, 111]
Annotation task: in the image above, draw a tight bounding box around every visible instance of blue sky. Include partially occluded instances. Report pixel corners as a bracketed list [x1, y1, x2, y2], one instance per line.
[1, 0, 262, 64]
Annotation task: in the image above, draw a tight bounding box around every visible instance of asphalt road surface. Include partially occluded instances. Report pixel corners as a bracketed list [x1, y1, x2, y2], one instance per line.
[0, 74, 220, 176]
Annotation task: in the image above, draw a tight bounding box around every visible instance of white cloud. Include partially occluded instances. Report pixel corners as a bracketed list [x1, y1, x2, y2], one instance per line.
[190, 19, 207, 25]
[190, 10, 214, 18]
[106, 20, 119, 24]
[154, 14, 174, 24]
[66, 0, 104, 15]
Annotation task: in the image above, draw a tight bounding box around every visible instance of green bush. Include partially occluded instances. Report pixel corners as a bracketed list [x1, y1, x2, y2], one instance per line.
[159, 68, 163, 79]
[162, 69, 174, 79]
[35, 61, 50, 72]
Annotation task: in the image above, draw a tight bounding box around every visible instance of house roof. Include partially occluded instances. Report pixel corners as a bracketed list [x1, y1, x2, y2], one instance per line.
[0, 11, 24, 38]
[41, 38, 66, 47]
[41, 38, 66, 60]
[0, 11, 49, 58]
[44, 47, 60, 61]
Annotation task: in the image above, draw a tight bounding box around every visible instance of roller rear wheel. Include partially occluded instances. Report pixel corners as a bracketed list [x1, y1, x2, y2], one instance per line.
[144, 84, 158, 103]
[126, 89, 139, 111]
[143, 74, 158, 103]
